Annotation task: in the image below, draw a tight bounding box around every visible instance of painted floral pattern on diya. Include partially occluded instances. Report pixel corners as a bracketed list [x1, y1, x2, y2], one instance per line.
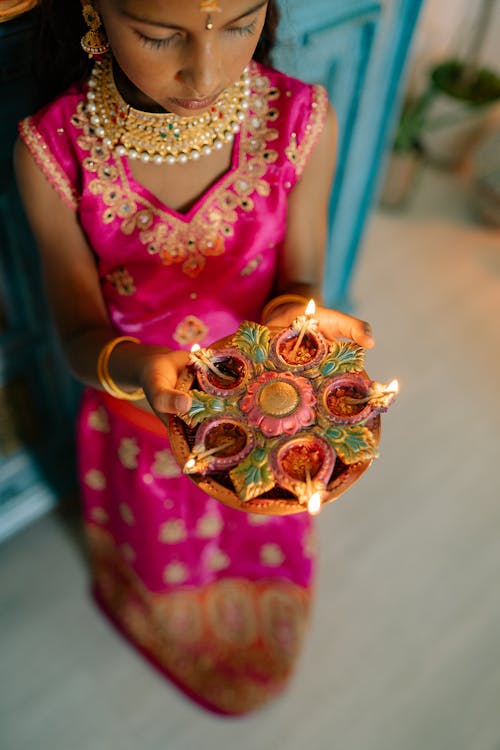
[167, 319, 397, 515]
[239, 371, 316, 437]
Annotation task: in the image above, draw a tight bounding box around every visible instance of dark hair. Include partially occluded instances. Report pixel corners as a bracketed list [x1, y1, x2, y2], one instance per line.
[34, 0, 280, 107]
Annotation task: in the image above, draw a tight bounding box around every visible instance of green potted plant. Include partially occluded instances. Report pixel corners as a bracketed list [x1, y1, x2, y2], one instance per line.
[421, 0, 500, 166]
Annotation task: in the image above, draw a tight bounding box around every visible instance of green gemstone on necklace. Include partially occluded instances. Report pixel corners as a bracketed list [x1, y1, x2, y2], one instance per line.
[160, 132, 167, 138]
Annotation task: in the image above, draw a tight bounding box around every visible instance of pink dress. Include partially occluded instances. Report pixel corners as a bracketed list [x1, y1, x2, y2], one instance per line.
[20, 60, 328, 715]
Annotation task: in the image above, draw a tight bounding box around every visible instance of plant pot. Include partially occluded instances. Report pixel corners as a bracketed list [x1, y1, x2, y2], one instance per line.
[379, 149, 423, 208]
[471, 129, 500, 226]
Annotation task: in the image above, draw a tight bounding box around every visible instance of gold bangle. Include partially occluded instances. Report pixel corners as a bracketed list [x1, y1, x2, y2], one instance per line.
[96, 336, 145, 401]
[261, 293, 309, 324]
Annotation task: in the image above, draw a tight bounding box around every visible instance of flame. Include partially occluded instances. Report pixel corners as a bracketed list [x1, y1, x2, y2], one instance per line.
[385, 379, 399, 395]
[307, 492, 322, 515]
[184, 457, 196, 472]
[305, 299, 316, 317]
[190, 344, 201, 353]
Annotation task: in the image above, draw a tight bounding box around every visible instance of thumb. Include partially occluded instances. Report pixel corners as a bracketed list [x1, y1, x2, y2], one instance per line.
[152, 389, 192, 415]
[322, 311, 375, 349]
[146, 368, 192, 414]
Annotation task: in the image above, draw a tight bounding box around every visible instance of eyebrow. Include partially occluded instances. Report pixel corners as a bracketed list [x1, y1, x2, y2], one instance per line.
[121, 1, 268, 29]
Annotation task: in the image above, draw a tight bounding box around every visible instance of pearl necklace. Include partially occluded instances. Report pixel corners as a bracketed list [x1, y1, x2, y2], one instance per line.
[85, 57, 252, 165]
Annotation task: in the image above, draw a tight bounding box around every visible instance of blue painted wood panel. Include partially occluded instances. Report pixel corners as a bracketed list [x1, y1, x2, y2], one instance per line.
[0, 10, 78, 541]
[275, 0, 423, 309]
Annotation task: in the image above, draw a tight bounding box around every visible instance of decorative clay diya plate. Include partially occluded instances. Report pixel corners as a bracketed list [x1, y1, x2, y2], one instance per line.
[168, 319, 396, 515]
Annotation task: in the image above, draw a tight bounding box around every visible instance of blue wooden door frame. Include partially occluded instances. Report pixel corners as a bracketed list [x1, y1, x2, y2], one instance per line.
[275, 0, 423, 310]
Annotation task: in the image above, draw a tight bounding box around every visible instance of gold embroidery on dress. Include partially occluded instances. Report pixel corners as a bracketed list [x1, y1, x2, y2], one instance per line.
[163, 561, 188, 584]
[88, 406, 110, 432]
[119, 502, 135, 525]
[90, 506, 109, 523]
[285, 132, 299, 164]
[206, 548, 230, 572]
[73, 63, 279, 278]
[118, 437, 140, 469]
[152, 449, 182, 478]
[260, 542, 285, 567]
[159, 519, 188, 543]
[195, 512, 223, 537]
[107, 266, 136, 295]
[240, 254, 263, 276]
[172, 315, 209, 346]
[289, 85, 329, 177]
[86, 525, 311, 714]
[85, 468, 107, 490]
[19, 118, 79, 210]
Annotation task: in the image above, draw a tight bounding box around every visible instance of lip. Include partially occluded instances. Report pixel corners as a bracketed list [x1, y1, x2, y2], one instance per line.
[169, 91, 222, 111]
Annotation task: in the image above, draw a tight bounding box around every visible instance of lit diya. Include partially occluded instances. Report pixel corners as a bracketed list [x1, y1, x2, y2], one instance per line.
[270, 299, 328, 373]
[184, 416, 254, 474]
[320, 374, 399, 425]
[192, 346, 251, 397]
[167, 305, 397, 516]
[270, 434, 335, 513]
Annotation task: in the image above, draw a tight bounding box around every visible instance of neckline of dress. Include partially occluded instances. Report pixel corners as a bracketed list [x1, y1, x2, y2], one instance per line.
[119, 128, 243, 223]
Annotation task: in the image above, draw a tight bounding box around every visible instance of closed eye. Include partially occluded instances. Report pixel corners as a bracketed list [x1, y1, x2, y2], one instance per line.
[134, 29, 183, 49]
[225, 18, 258, 37]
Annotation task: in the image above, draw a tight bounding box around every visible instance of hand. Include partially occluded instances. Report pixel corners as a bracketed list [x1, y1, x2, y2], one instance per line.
[264, 303, 375, 349]
[139, 349, 192, 418]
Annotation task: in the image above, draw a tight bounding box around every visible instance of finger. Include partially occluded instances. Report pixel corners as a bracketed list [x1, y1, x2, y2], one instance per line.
[152, 389, 192, 414]
[353, 320, 375, 349]
[146, 367, 192, 414]
[322, 311, 375, 348]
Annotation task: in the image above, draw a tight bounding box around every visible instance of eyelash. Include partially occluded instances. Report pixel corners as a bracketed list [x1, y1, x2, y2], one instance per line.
[135, 18, 258, 49]
[226, 19, 258, 37]
[136, 31, 180, 49]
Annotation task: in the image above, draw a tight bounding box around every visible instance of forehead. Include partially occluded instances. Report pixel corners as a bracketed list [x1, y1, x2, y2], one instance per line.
[115, 0, 264, 23]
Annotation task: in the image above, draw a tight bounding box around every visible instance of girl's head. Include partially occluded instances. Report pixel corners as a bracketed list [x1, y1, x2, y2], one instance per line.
[37, 0, 280, 108]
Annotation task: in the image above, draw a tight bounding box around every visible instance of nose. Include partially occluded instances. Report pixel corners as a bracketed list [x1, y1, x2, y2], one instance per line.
[177, 38, 222, 97]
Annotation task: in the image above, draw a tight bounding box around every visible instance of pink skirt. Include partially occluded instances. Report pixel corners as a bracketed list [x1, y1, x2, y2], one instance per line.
[78, 388, 316, 714]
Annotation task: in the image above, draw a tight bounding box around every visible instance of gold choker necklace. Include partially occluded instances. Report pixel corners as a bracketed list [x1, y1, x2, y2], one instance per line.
[85, 57, 252, 165]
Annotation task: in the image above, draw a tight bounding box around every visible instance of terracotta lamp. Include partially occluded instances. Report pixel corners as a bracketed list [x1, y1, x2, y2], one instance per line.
[168, 303, 398, 516]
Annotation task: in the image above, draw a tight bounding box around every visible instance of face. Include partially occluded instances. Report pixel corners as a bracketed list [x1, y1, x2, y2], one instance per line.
[95, 0, 269, 115]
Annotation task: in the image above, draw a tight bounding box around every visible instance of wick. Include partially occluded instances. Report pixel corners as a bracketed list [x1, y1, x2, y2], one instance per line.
[183, 439, 236, 472]
[305, 466, 313, 496]
[191, 347, 234, 382]
[341, 393, 376, 406]
[342, 383, 398, 406]
[290, 318, 311, 362]
[289, 299, 316, 363]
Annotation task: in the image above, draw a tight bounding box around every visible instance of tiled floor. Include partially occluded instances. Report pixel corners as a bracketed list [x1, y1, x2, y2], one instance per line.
[1, 166, 500, 750]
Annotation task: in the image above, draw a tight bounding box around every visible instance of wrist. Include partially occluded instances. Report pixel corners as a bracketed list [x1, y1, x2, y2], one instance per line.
[261, 293, 309, 324]
[97, 336, 145, 401]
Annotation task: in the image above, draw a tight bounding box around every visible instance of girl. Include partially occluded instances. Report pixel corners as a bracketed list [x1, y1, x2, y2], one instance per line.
[15, 0, 374, 715]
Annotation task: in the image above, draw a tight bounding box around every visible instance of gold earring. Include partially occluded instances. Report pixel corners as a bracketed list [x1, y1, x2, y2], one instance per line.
[81, 3, 110, 59]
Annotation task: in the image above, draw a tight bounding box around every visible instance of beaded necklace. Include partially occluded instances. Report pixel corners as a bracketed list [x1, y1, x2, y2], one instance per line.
[85, 57, 252, 165]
